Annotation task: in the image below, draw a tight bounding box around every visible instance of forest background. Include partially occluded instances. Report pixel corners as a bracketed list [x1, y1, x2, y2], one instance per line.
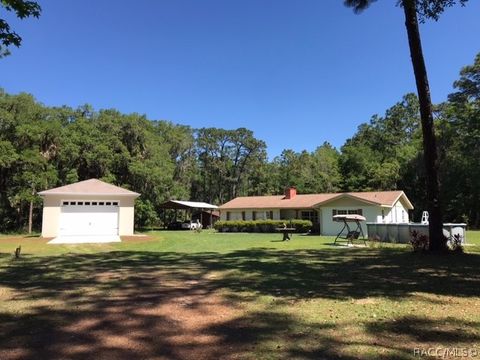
[1, 53, 479, 231]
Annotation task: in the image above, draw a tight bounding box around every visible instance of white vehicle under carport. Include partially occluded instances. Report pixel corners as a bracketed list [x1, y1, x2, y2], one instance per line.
[181, 219, 203, 230]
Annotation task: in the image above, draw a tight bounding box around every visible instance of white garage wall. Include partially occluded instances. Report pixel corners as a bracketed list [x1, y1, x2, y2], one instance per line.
[41, 194, 136, 237]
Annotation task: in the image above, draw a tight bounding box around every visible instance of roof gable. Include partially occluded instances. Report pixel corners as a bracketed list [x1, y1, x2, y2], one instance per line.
[38, 179, 140, 196]
[315, 194, 380, 207]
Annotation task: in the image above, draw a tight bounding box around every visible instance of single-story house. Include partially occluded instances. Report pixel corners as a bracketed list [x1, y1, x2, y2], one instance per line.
[218, 187, 414, 236]
[39, 178, 140, 241]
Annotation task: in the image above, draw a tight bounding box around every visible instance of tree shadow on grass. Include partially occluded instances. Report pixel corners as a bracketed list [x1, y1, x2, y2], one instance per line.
[2, 247, 480, 303]
[0, 247, 479, 359]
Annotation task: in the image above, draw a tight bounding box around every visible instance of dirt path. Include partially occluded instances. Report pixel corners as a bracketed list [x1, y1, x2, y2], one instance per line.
[0, 266, 248, 360]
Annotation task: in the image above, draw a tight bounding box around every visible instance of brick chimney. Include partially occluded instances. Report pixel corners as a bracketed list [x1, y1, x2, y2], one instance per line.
[285, 187, 297, 199]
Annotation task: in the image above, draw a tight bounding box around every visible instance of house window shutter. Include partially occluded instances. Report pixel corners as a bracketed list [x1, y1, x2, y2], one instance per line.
[252, 211, 256, 220]
[226, 212, 231, 221]
[357, 209, 363, 216]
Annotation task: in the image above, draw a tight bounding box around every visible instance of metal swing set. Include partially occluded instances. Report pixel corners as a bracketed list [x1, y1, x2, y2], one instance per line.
[333, 214, 367, 245]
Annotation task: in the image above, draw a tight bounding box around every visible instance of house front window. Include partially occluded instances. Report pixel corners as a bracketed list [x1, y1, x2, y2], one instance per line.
[332, 209, 363, 216]
[333, 209, 363, 218]
[301, 210, 318, 224]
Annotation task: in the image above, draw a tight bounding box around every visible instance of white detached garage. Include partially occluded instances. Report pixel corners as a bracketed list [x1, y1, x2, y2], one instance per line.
[39, 179, 140, 243]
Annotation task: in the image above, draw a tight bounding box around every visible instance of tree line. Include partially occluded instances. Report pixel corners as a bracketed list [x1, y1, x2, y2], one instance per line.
[0, 52, 479, 231]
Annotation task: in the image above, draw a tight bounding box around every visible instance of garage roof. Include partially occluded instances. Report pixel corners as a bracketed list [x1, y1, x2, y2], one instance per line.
[38, 179, 140, 196]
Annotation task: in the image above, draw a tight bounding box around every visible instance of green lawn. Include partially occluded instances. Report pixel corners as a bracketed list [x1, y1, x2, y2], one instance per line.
[1, 231, 479, 359]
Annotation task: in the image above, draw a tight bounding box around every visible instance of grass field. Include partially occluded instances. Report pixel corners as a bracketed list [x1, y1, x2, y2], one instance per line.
[1, 231, 479, 359]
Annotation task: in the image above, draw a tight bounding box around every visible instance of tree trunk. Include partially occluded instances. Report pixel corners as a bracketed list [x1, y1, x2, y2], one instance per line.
[27, 185, 36, 234]
[28, 199, 33, 234]
[403, 0, 446, 251]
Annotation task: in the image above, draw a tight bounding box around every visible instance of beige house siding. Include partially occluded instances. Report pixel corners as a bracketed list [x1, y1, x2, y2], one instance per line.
[319, 204, 380, 236]
[41, 194, 136, 237]
[41, 195, 62, 238]
[320, 197, 410, 236]
[119, 197, 136, 236]
[380, 198, 410, 224]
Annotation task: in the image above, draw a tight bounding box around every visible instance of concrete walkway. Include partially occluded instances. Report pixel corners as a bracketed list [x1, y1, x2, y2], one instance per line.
[48, 235, 121, 244]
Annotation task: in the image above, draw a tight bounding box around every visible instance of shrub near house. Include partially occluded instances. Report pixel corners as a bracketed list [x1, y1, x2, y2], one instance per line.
[214, 219, 312, 233]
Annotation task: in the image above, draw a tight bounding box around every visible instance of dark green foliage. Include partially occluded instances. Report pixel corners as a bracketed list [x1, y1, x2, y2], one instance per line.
[214, 220, 313, 233]
[449, 234, 464, 253]
[344, 0, 468, 22]
[438, 53, 480, 227]
[1, 53, 480, 232]
[135, 199, 159, 229]
[0, 0, 41, 57]
[193, 127, 267, 204]
[0, 91, 268, 232]
[269, 143, 342, 195]
[0, 90, 196, 232]
[410, 230, 430, 252]
[339, 94, 421, 192]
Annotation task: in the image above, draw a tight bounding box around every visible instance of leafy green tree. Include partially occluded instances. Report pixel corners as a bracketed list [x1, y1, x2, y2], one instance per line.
[195, 127, 266, 204]
[440, 53, 480, 226]
[344, 0, 469, 251]
[269, 143, 341, 195]
[154, 121, 197, 200]
[340, 94, 421, 192]
[135, 199, 159, 229]
[2, 55, 480, 234]
[0, 0, 41, 57]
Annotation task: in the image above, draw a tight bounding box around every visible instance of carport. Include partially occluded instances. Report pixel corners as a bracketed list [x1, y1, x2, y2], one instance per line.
[159, 200, 219, 228]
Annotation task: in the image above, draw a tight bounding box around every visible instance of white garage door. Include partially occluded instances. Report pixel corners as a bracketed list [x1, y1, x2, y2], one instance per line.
[59, 200, 119, 236]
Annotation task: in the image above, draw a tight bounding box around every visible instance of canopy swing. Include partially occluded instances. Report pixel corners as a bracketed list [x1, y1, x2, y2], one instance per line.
[333, 214, 367, 245]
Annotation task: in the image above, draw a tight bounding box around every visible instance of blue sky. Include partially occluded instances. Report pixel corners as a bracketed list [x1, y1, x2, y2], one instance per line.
[1, 1, 479, 157]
